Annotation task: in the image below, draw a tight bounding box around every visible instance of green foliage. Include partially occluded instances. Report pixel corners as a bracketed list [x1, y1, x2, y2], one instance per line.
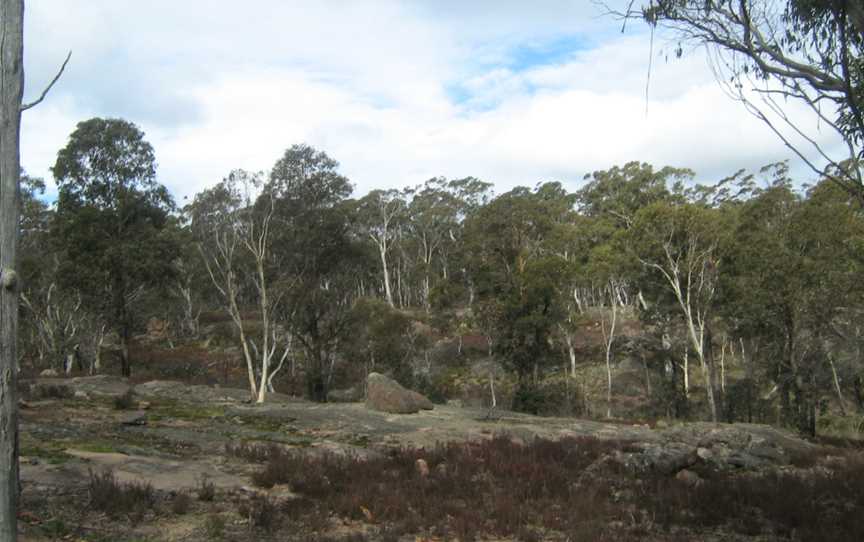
[722, 178, 864, 434]
[466, 184, 576, 402]
[51, 118, 179, 376]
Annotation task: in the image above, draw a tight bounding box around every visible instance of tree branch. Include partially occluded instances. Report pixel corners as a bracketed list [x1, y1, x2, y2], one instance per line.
[21, 51, 71, 112]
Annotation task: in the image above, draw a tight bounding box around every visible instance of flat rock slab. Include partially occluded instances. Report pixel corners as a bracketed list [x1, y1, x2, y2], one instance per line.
[22, 449, 247, 492]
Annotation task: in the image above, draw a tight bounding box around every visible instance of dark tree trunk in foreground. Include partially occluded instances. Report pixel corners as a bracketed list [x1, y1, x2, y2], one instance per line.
[0, 1, 24, 539]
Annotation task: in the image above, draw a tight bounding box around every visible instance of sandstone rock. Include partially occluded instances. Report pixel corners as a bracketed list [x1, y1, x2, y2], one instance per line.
[146, 317, 170, 338]
[615, 442, 698, 476]
[408, 390, 434, 410]
[365, 373, 433, 414]
[675, 469, 702, 486]
[696, 447, 713, 461]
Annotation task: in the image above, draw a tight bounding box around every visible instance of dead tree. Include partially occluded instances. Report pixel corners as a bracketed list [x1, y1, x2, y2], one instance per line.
[2, 1, 68, 538]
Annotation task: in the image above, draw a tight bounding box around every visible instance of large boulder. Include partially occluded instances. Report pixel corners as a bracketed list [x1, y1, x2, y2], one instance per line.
[365, 373, 433, 414]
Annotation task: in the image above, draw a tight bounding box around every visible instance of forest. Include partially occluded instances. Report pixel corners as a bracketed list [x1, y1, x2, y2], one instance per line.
[17, 115, 864, 439]
[5, 1, 864, 540]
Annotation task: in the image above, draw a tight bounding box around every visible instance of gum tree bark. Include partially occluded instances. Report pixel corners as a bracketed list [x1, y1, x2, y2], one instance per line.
[0, 1, 23, 538]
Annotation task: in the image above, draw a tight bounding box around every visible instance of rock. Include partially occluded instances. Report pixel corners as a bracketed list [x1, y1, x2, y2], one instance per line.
[747, 444, 787, 464]
[146, 317, 170, 339]
[408, 390, 434, 410]
[615, 442, 697, 476]
[696, 447, 713, 461]
[365, 373, 433, 414]
[137, 401, 152, 410]
[726, 452, 769, 470]
[74, 390, 90, 400]
[416, 458, 430, 477]
[675, 469, 702, 486]
[327, 386, 363, 403]
[39, 369, 59, 377]
[446, 399, 463, 408]
[119, 411, 147, 426]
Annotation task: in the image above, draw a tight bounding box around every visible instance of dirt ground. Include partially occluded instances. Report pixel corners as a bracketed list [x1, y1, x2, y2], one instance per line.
[16, 375, 825, 541]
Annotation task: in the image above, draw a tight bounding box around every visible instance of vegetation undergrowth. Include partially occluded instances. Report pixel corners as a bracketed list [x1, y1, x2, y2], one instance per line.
[224, 435, 864, 540]
[87, 469, 156, 521]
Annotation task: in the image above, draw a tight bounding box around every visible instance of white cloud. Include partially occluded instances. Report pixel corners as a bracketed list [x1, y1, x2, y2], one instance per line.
[21, 1, 844, 203]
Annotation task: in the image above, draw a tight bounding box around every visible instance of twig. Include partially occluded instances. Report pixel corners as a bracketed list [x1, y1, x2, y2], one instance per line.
[22, 51, 71, 111]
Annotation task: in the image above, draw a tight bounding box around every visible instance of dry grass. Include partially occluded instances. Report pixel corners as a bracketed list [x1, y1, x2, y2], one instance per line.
[223, 435, 864, 540]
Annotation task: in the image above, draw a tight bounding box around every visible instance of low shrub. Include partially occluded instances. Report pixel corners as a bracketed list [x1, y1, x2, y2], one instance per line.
[171, 491, 192, 515]
[237, 495, 279, 532]
[113, 389, 137, 410]
[197, 475, 216, 502]
[87, 469, 155, 519]
[235, 433, 864, 541]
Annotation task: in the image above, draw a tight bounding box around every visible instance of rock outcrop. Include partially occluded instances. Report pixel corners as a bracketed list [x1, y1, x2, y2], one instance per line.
[365, 372, 433, 414]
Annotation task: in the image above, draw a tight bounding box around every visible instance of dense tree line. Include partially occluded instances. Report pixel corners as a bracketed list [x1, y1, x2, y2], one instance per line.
[16, 116, 864, 437]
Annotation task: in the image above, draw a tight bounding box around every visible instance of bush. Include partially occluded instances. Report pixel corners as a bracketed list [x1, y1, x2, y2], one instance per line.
[171, 491, 192, 515]
[87, 470, 155, 519]
[511, 378, 584, 416]
[204, 514, 226, 538]
[238, 496, 279, 532]
[197, 474, 216, 502]
[113, 389, 137, 410]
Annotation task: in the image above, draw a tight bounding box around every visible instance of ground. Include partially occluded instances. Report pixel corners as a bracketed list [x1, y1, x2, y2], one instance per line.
[16, 375, 864, 541]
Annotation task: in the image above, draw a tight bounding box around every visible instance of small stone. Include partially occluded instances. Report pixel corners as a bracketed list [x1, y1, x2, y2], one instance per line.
[39, 369, 59, 378]
[696, 447, 713, 460]
[74, 390, 90, 400]
[415, 458, 430, 477]
[120, 411, 147, 426]
[675, 469, 702, 486]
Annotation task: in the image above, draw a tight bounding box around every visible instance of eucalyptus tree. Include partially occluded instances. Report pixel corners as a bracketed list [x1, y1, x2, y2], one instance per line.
[266, 144, 362, 401]
[190, 169, 292, 403]
[356, 188, 405, 307]
[724, 178, 864, 435]
[612, 0, 864, 203]
[3, 2, 69, 535]
[51, 118, 178, 377]
[404, 178, 462, 311]
[465, 183, 574, 412]
[626, 200, 730, 422]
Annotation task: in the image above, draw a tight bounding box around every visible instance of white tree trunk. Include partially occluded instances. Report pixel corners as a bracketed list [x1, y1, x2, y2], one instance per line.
[601, 280, 618, 419]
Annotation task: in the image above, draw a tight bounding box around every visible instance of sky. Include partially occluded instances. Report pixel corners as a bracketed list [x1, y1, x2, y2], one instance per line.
[21, 0, 843, 203]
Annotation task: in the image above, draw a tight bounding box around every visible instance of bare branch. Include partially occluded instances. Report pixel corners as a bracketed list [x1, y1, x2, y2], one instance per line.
[21, 51, 71, 112]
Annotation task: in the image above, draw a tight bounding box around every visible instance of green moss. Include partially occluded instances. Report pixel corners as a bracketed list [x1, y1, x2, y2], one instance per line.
[20, 444, 72, 464]
[149, 400, 227, 421]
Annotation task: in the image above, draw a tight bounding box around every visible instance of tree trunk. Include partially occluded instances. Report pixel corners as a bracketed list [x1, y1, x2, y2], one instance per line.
[119, 332, 131, 377]
[0, 1, 24, 538]
[566, 333, 576, 378]
[379, 245, 394, 308]
[828, 354, 848, 416]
